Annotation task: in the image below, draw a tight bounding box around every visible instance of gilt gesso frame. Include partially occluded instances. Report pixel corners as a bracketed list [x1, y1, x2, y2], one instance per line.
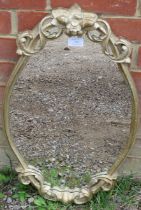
[3, 4, 139, 204]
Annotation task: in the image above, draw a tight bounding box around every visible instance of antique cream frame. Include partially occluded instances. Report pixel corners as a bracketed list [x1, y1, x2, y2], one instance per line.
[3, 4, 139, 204]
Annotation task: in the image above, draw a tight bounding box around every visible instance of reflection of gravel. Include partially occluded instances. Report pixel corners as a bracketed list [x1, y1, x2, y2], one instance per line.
[10, 35, 131, 180]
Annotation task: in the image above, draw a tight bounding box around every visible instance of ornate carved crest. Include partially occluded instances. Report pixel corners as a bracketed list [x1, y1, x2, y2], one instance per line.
[52, 4, 98, 36]
[17, 4, 131, 64]
[3, 4, 139, 205]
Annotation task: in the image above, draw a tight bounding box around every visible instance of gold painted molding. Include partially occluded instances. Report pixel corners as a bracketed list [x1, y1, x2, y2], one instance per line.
[3, 4, 139, 204]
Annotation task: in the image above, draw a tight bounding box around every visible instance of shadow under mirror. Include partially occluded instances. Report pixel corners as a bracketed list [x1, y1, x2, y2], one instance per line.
[9, 35, 132, 188]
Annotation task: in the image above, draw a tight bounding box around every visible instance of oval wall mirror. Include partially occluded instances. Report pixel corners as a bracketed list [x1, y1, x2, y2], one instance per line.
[3, 4, 139, 204]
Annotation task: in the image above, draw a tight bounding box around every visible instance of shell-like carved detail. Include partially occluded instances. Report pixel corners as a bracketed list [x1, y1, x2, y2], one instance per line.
[16, 165, 117, 204]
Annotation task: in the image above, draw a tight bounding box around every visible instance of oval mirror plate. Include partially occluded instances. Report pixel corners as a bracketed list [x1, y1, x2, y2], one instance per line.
[3, 4, 139, 204]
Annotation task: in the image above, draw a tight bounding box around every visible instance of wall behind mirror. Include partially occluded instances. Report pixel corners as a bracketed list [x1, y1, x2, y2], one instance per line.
[9, 35, 132, 188]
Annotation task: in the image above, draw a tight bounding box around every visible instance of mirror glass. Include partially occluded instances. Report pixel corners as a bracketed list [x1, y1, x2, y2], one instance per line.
[9, 35, 132, 188]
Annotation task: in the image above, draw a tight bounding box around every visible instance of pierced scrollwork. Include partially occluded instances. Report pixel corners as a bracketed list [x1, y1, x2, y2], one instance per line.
[39, 16, 63, 39]
[3, 3, 139, 206]
[16, 16, 63, 56]
[87, 19, 131, 63]
[16, 31, 40, 56]
[16, 165, 117, 204]
[112, 40, 131, 63]
[16, 4, 131, 64]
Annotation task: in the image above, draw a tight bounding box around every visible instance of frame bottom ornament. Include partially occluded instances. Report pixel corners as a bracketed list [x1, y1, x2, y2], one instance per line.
[16, 165, 117, 204]
[3, 4, 139, 205]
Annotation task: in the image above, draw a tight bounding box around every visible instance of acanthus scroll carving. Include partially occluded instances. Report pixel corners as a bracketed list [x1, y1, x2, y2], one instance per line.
[16, 165, 117, 204]
[3, 3, 139, 206]
[52, 4, 98, 36]
[16, 4, 131, 64]
[87, 19, 131, 63]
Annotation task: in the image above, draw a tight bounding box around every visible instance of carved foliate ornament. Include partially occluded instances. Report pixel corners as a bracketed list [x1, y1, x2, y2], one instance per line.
[3, 4, 139, 205]
[52, 4, 98, 36]
[16, 4, 131, 64]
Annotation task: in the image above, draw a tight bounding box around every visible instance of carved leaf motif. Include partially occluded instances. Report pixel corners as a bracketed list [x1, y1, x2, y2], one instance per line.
[9, 4, 138, 205]
[52, 4, 97, 36]
[16, 165, 116, 204]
